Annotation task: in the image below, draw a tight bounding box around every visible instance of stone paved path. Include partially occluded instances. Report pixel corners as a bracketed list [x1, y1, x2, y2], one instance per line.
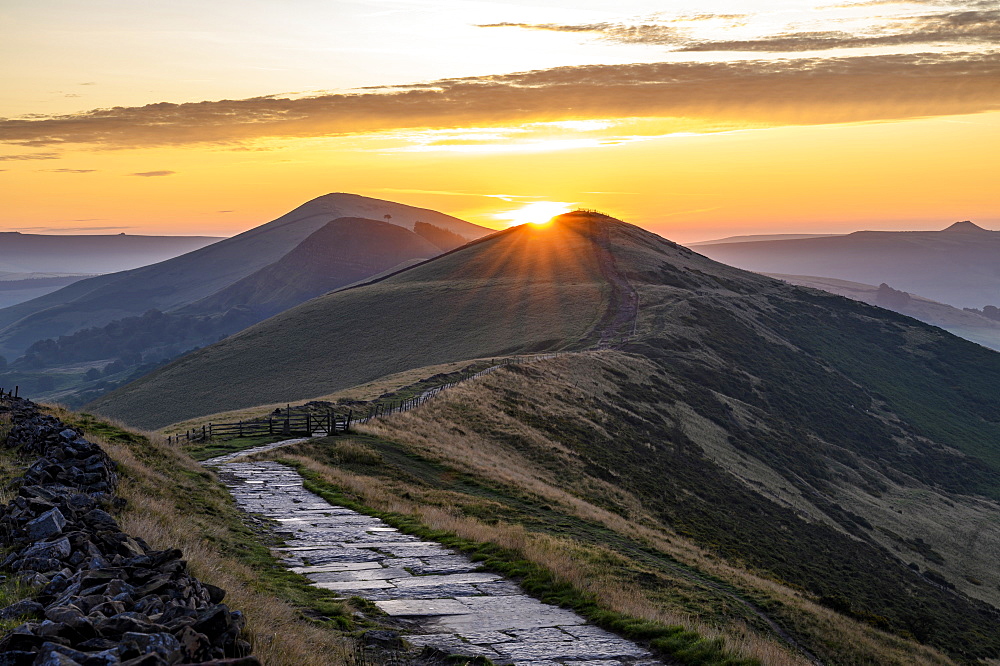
[215, 460, 661, 666]
[202, 437, 312, 465]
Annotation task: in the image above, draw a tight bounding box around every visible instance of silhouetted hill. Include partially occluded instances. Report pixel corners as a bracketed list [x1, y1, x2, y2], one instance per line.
[0, 193, 490, 357]
[182, 217, 441, 320]
[693, 221, 1000, 308]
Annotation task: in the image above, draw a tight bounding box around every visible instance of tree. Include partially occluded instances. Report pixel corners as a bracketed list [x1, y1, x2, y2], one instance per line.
[84, 368, 101, 381]
[384, 214, 392, 222]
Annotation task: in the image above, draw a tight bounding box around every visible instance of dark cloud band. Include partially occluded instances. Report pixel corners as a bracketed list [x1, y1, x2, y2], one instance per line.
[0, 53, 997, 148]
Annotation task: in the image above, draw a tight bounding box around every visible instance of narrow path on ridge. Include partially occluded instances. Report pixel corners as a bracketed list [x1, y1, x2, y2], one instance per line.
[588, 220, 639, 349]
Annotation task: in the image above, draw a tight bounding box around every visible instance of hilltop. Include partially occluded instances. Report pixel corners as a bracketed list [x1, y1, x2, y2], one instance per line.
[0, 193, 490, 358]
[693, 221, 1000, 309]
[180, 217, 441, 320]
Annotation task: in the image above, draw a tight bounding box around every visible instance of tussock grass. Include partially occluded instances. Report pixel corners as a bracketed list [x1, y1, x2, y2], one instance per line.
[301, 353, 960, 666]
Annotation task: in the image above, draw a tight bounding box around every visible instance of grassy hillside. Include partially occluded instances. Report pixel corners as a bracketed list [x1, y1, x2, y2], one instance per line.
[344, 352, 999, 664]
[90, 218, 613, 428]
[0, 193, 489, 357]
[181, 217, 441, 320]
[80, 211, 1000, 662]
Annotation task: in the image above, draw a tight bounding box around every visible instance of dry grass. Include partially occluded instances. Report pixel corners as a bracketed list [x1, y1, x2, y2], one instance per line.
[283, 453, 812, 666]
[44, 407, 358, 666]
[322, 353, 958, 666]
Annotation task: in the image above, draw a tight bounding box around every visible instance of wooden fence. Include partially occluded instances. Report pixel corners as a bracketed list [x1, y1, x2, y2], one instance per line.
[167, 353, 560, 445]
[167, 408, 350, 445]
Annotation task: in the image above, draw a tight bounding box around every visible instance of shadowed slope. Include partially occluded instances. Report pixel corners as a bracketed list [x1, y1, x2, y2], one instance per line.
[0, 193, 489, 357]
[181, 217, 441, 320]
[91, 215, 621, 428]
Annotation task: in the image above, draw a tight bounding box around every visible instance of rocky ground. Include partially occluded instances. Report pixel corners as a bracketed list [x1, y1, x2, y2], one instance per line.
[0, 396, 258, 666]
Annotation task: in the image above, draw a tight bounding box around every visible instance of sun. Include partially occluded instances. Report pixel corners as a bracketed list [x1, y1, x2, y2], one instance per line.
[495, 201, 574, 228]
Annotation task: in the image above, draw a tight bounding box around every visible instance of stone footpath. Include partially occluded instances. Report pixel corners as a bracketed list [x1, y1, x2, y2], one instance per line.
[215, 460, 661, 666]
[201, 438, 311, 466]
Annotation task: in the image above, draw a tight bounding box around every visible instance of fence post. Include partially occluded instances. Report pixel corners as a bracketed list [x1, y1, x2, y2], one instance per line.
[14, 385, 18, 398]
[306, 413, 311, 435]
[346, 410, 352, 431]
[269, 418, 273, 435]
[202, 425, 206, 441]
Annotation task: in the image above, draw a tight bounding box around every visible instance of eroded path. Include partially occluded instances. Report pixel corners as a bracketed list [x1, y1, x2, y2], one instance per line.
[215, 460, 662, 666]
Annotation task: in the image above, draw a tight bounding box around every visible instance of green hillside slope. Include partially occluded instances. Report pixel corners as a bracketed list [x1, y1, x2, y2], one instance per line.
[181, 217, 441, 320]
[0, 193, 489, 357]
[91, 217, 614, 427]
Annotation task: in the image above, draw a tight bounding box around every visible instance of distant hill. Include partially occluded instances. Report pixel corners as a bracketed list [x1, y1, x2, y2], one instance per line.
[689, 232, 842, 245]
[0, 273, 93, 309]
[0, 193, 490, 357]
[91, 211, 1000, 662]
[766, 273, 1000, 351]
[180, 217, 442, 320]
[692, 221, 1000, 308]
[0, 231, 221, 274]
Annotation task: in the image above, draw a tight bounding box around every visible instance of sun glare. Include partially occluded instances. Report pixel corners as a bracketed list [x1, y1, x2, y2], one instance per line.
[495, 201, 574, 228]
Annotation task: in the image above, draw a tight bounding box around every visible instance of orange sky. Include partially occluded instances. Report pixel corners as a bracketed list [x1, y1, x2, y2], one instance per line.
[2, 0, 997, 243]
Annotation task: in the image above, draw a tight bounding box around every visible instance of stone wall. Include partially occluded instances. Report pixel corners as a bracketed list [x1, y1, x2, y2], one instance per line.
[0, 396, 259, 666]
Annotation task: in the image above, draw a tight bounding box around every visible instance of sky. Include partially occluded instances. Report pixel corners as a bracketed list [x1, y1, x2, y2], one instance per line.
[1, 0, 998, 242]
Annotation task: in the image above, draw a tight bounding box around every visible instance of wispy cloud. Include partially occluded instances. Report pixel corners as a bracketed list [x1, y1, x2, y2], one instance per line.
[0, 152, 60, 161]
[479, 8, 1000, 52]
[0, 53, 996, 149]
[15, 225, 132, 232]
[130, 170, 176, 177]
[681, 10, 1000, 51]
[41, 168, 96, 174]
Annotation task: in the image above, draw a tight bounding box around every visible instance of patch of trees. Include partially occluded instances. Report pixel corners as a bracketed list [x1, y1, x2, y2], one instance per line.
[963, 304, 1000, 321]
[875, 283, 911, 309]
[15, 307, 256, 370]
[413, 221, 469, 252]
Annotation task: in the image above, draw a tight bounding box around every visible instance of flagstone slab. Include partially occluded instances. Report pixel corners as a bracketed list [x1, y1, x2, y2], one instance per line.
[375, 599, 471, 616]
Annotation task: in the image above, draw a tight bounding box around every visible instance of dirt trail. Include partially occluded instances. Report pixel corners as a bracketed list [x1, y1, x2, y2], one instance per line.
[588, 220, 639, 348]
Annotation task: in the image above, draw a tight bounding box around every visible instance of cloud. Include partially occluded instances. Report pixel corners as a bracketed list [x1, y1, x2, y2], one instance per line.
[0, 152, 60, 161]
[41, 168, 96, 174]
[217, 209, 235, 213]
[479, 9, 1000, 51]
[680, 10, 1000, 51]
[15, 225, 131, 232]
[0, 53, 997, 149]
[130, 170, 176, 177]
[478, 21, 683, 44]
